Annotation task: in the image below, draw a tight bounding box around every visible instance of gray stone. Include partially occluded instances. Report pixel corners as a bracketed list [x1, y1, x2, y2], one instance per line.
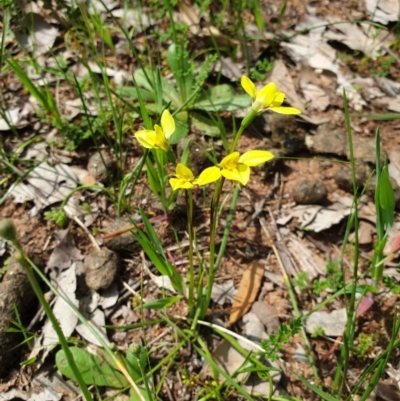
[84, 248, 119, 291]
[292, 179, 327, 204]
[305, 124, 347, 156]
[87, 150, 115, 183]
[103, 217, 137, 251]
[334, 163, 372, 192]
[306, 123, 385, 165]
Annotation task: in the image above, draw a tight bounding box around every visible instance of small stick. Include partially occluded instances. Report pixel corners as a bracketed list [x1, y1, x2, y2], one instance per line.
[246, 173, 279, 227]
[72, 215, 101, 251]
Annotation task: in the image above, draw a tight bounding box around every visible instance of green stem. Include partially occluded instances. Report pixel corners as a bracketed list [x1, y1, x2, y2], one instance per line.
[200, 178, 224, 319]
[186, 189, 195, 318]
[230, 110, 257, 152]
[215, 184, 240, 269]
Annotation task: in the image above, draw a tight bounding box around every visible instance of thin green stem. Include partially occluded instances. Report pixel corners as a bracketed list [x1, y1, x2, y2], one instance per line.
[333, 89, 360, 397]
[230, 110, 257, 152]
[200, 178, 224, 319]
[186, 189, 195, 318]
[215, 184, 240, 269]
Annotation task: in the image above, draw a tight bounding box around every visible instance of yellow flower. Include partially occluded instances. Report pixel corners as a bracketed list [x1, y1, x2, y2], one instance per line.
[194, 166, 222, 186]
[134, 110, 175, 151]
[169, 163, 195, 191]
[218, 150, 274, 186]
[241, 75, 301, 115]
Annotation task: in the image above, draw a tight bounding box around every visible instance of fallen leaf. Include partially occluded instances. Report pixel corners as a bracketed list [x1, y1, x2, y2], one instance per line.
[199, 338, 258, 383]
[251, 301, 280, 334]
[210, 280, 236, 305]
[364, 0, 399, 24]
[277, 203, 352, 233]
[14, 13, 59, 56]
[46, 229, 83, 272]
[229, 261, 264, 325]
[31, 263, 79, 364]
[75, 308, 108, 347]
[267, 59, 306, 113]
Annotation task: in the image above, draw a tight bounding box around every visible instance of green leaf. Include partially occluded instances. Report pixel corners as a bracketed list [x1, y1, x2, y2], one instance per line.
[134, 68, 181, 107]
[129, 386, 153, 401]
[167, 44, 194, 103]
[379, 165, 395, 229]
[140, 295, 183, 309]
[126, 344, 148, 381]
[145, 156, 162, 196]
[191, 112, 221, 137]
[195, 84, 251, 111]
[56, 347, 128, 388]
[169, 111, 189, 144]
[116, 86, 155, 101]
[131, 211, 184, 294]
[295, 373, 339, 401]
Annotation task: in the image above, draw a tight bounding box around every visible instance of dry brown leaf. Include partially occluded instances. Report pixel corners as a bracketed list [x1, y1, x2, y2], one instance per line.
[229, 261, 264, 325]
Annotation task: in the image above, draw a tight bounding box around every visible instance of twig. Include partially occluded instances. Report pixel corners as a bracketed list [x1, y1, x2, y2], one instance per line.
[246, 173, 279, 227]
[259, 216, 320, 382]
[72, 215, 101, 251]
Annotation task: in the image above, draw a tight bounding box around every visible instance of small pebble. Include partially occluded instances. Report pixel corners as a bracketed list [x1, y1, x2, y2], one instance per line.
[292, 179, 327, 205]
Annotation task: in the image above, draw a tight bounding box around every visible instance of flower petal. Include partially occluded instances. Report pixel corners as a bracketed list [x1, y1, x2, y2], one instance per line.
[176, 163, 194, 180]
[154, 125, 169, 151]
[256, 82, 278, 108]
[195, 166, 221, 186]
[269, 106, 302, 115]
[161, 109, 175, 139]
[271, 91, 285, 108]
[169, 178, 193, 191]
[221, 167, 243, 183]
[135, 129, 157, 149]
[239, 150, 275, 167]
[237, 164, 251, 185]
[241, 75, 257, 99]
[218, 152, 240, 170]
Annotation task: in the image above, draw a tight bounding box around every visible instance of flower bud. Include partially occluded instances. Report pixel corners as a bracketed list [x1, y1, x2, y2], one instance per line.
[0, 219, 17, 242]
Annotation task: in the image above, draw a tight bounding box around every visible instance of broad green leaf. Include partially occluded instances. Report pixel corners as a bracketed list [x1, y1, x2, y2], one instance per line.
[167, 43, 194, 103]
[56, 347, 128, 388]
[169, 111, 189, 144]
[116, 86, 155, 101]
[195, 84, 251, 111]
[191, 112, 221, 137]
[140, 295, 182, 309]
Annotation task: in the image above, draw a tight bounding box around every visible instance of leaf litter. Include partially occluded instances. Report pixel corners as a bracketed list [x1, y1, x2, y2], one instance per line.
[2, 0, 400, 399]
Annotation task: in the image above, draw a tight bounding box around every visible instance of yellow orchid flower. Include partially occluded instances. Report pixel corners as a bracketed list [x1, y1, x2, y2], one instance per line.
[169, 163, 195, 191]
[134, 110, 176, 152]
[218, 150, 274, 186]
[241, 75, 301, 115]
